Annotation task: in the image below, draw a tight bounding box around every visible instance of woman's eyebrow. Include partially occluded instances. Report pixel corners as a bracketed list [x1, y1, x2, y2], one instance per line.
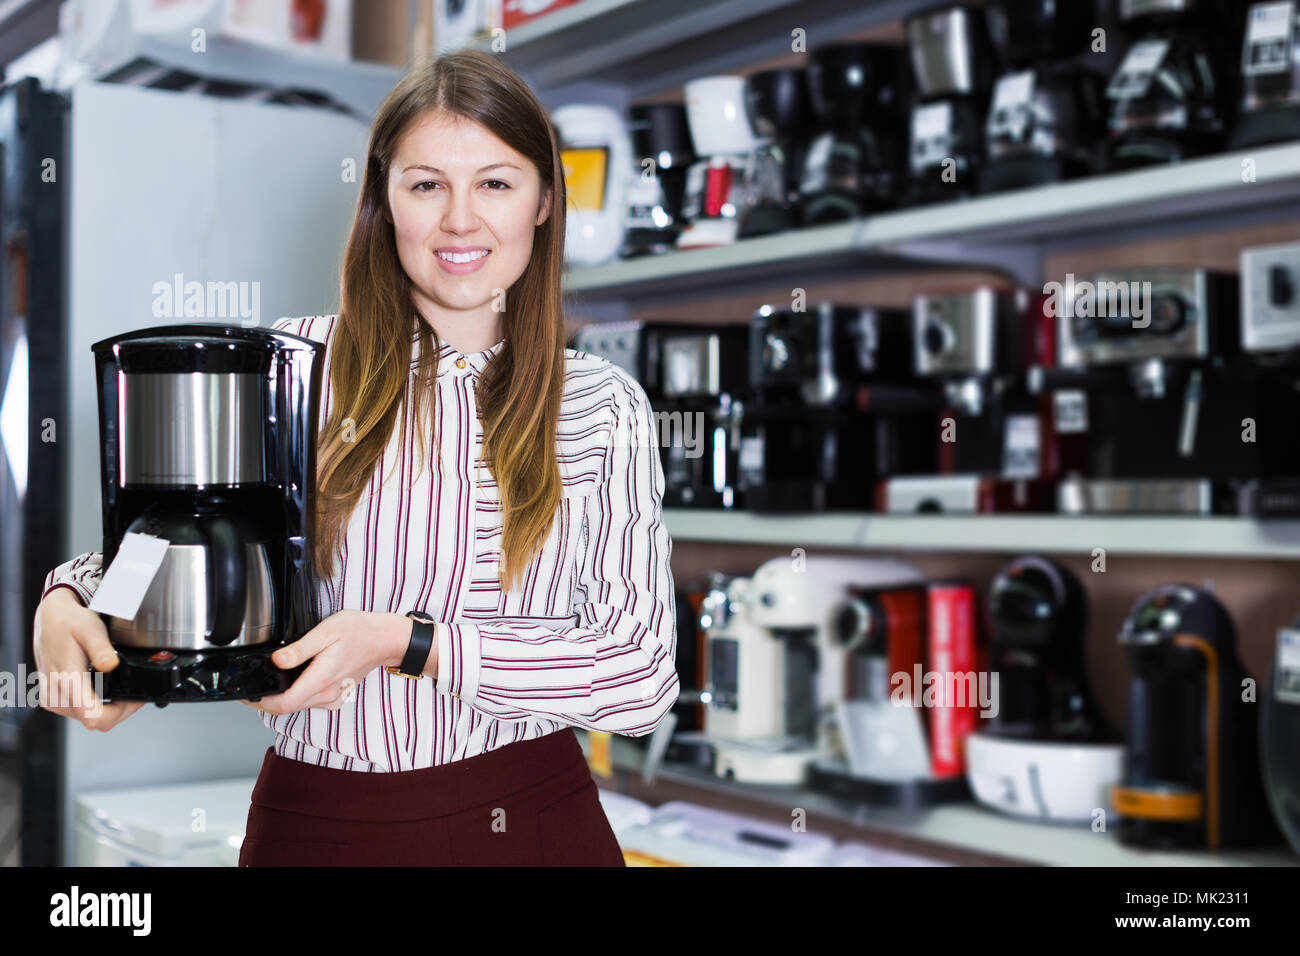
[402, 163, 521, 174]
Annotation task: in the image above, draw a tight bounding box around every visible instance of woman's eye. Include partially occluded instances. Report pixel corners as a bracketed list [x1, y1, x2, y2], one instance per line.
[484, 180, 510, 190]
[413, 181, 437, 192]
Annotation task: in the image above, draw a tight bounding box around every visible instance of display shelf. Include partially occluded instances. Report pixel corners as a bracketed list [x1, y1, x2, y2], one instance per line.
[663, 510, 1300, 559]
[582, 733, 1297, 867]
[565, 142, 1300, 297]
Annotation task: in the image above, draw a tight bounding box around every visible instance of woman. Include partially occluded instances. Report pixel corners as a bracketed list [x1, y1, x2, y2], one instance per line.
[34, 49, 679, 866]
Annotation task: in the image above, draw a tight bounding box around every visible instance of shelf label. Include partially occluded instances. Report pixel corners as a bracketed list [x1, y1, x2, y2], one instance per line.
[89, 532, 170, 621]
[1244, 1, 1296, 76]
[1107, 39, 1171, 99]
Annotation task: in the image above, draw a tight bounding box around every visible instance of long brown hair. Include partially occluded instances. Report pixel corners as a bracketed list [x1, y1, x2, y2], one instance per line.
[312, 50, 567, 593]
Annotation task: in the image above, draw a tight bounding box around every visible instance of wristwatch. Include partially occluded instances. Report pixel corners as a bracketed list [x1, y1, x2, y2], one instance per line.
[386, 610, 435, 679]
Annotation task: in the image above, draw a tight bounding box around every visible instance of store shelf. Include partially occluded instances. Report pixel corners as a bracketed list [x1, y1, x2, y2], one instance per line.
[565, 142, 1300, 298]
[663, 510, 1300, 559]
[584, 733, 1297, 867]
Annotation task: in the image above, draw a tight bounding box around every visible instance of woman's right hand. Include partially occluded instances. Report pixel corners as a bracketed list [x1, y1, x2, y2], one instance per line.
[33, 589, 145, 730]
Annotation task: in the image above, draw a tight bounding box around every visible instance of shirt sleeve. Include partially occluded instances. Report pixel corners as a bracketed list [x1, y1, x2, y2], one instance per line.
[42, 552, 104, 608]
[434, 368, 680, 737]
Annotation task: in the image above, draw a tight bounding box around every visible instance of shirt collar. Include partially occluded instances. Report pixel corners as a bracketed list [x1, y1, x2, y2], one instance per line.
[410, 333, 507, 379]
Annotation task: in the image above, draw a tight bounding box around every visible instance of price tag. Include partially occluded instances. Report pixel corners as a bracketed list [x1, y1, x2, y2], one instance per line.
[88, 532, 170, 621]
[1002, 414, 1041, 478]
[1276, 627, 1300, 704]
[1106, 39, 1170, 99]
[1244, 1, 1296, 76]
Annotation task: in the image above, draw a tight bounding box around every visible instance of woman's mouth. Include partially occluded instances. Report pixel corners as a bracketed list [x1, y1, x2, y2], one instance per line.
[435, 249, 491, 274]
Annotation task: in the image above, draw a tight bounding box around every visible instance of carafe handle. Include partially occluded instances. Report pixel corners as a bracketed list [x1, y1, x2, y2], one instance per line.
[201, 515, 247, 646]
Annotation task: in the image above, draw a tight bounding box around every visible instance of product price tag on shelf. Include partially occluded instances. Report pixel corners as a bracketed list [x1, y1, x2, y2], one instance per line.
[1277, 628, 1300, 703]
[88, 532, 170, 621]
[1106, 39, 1170, 99]
[1245, 1, 1296, 76]
[587, 730, 613, 778]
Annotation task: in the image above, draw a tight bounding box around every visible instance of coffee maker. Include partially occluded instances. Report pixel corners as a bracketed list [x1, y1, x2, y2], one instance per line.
[1104, 0, 1243, 169]
[905, 3, 997, 203]
[1112, 584, 1279, 850]
[1051, 267, 1300, 515]
[90, 324, 324, 703]
[979, 0, 1108, 192]
[737, 302, 937, 512]
[1230, 1, 1300, 149]
[677, 75, 764, 249]
[737, 67, 816, 237]
[1261, 620, 1300, 854]
[963, 557, 1125, 822]
[798, 43, 912, 223]
[574, 319, 749, 509]
[620, 103, 697, 257]
[882, 286, 1059, 513]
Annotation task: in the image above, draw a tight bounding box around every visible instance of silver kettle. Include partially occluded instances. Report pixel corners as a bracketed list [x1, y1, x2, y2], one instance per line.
[110, 506, 275, 651]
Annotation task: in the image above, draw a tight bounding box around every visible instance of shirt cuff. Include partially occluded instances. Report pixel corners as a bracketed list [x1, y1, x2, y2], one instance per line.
[42, 583, 89, 608]
[435, 622, 480, 703]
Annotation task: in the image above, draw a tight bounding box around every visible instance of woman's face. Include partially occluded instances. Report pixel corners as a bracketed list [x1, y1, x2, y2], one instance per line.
[387, 110, 551, 332]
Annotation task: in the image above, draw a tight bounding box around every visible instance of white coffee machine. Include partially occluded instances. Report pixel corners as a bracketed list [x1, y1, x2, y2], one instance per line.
[700, 555, 924, 784]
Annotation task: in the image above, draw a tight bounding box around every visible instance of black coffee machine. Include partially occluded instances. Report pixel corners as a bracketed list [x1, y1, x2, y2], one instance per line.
[1112, 585, 1279, 850]
[574, 320, 748, 508]
[983, 556, 1114, 742]
[798, 43, 912, 223]
[1229, 1, 1300, 149]
[979, 0, 1109, 192]
[905, 3, 997, 203]
[1104, 0, 1243, 169]
[1261, 620, 1300, 854]
[737, 302, 937, 512]
[621, 104, 697, 257]
[90, 324, 325, 703]
[738, 67, 816, 237]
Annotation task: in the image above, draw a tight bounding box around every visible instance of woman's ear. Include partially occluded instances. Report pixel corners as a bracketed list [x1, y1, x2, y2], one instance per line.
[535, 187, 552, 227]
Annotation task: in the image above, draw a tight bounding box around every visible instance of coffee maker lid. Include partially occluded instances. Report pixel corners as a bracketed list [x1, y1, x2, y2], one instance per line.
[92, 324, 281, 374]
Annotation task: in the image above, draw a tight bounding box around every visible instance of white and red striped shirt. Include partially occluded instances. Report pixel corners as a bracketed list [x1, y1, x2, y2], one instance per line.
[43, 314, 680, 771]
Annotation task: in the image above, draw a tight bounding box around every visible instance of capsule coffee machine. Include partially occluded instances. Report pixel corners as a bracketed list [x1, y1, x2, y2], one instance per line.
[90, 324, 325, 703]
[620, 103, 697, 257]
[677, 75, 764, 249]
[964, 557, 1126, 823]
[1112, 584, 1279, 849]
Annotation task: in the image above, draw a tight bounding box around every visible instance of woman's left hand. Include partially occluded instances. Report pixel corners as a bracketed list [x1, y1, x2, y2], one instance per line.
[240, 610, 409, 714]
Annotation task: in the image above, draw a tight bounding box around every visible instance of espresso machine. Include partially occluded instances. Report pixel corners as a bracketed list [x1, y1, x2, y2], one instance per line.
[905, 3, 997, 203]
[736, 67, 816, 237]
[89, 324, 324, 703]
[979, 0, 1108, 192]
[1112, 585, 1279, 850]
[553, 104, 634, 266]
[737, 302, 937, 512]
[882, 286, 1059, 513]
[964, 557, 1126, 823]
[1050, 267, 1300, 515]
[620, 103, 697, 257]
[1261, 620, 1300, 854]
[574, 320, 748, 508]
[798, 43, 913, 223]
[1104, 0, 1243, 169]
[677, 75, 765, 249]
[702, 556, 924, 785]
[1230, 1, 1300, 149]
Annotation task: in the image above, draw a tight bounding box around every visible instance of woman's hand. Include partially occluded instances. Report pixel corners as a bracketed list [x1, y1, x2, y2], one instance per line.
[33, 589, 146, 731]
[241, 610, 413, 715]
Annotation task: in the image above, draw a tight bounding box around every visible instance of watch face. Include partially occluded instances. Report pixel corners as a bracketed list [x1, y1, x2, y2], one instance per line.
[407, 611, 436, 623]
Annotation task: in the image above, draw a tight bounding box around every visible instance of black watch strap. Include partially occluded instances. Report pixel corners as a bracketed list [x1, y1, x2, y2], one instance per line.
[388, 611, 435, 679]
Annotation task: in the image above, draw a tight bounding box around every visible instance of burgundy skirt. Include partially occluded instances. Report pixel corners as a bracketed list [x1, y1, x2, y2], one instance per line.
[238, 728, 625, 867]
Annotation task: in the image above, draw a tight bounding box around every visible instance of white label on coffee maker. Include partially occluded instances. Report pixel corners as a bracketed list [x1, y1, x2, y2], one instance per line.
[1106, 39, 1171, 99]
[1278, 628, 1300, 703]
[89, 532, 170, 621]
[992, 70, 1035, 114]
[1053, 389, 1089, 434]
[1244, 2, 1296, 76]
[1002, 414, 1041, 479]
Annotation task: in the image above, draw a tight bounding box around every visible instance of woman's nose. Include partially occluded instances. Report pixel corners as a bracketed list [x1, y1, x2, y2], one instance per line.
[440, 187, 480, 233]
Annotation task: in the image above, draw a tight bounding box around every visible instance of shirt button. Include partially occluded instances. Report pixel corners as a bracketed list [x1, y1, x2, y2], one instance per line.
[455, 357, 467, 369]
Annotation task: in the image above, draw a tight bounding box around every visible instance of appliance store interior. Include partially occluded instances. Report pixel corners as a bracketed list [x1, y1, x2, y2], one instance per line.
[3, 0, 1300, 869]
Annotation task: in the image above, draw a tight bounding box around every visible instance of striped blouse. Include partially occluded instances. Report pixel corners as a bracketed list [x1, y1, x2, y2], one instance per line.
[42, 314, 680, 771]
